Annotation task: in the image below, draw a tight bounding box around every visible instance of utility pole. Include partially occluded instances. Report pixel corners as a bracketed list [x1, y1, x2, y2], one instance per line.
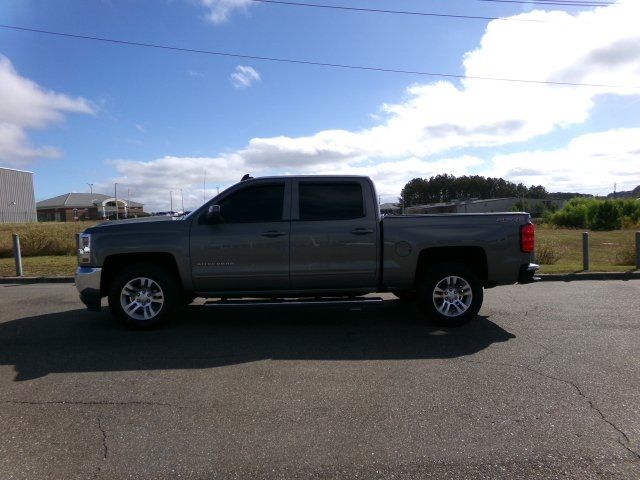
[127, 188, 131, 218]
[217, 187, 220, 195]
[203, 170, 206, 203]
[170, 190, 173, 213]
[87, 183, 94, 194]
[114, 183, 119, 220]
[180, 189, 185, 213]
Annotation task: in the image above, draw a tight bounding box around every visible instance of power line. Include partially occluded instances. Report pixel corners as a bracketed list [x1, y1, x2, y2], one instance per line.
[1, 24, 638, 89]
[476, 0, 615, 6]
[247, 0, 546, 22]
[528, 0, 612, 2]
[249, 0, 619, 16]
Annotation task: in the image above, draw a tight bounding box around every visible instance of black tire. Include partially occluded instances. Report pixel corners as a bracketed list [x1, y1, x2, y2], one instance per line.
[416, 263, 483, 327]
[108, 264, 179, 329]
[391, 290, 416, 302]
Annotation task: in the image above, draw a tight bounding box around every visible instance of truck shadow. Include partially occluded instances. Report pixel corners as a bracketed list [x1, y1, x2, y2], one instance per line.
[0, 301, 515, 381]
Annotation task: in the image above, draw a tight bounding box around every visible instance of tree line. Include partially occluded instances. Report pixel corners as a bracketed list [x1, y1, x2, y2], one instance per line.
[400, 174, 548, 206]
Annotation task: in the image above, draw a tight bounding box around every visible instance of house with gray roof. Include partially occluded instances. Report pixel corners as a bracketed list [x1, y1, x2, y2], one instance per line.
[36, 193, 144, 222]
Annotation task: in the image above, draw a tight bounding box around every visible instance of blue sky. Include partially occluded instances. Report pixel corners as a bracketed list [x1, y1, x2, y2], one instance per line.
[1, 0, 639, 210]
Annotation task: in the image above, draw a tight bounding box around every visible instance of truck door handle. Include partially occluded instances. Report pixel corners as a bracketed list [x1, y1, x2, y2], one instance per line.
[351, 228, 374, 235]
[261, 230, 286, 238]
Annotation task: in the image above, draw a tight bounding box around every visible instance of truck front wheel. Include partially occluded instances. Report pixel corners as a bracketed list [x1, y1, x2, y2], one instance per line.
[417, 263, 483, 327]
[108, 264, 179, 329]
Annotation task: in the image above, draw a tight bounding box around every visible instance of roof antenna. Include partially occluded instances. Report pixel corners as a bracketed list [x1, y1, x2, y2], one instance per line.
[241, 174, 253, 181]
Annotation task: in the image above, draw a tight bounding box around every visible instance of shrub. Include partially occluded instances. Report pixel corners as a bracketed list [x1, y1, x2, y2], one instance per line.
[586, 200, 621, 231]
[619, 199, 640, 227]
[535, 242, 564, 265]
[547, 197, 640, 230]
[548, 200, 589, 228]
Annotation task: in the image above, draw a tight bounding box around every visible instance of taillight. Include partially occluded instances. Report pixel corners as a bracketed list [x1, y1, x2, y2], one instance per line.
[520, 223, 535, 253]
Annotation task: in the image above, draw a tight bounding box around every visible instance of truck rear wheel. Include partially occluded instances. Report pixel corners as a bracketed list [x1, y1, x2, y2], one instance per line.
[108, 264, 179, 329]
[417, 263, 483, 327]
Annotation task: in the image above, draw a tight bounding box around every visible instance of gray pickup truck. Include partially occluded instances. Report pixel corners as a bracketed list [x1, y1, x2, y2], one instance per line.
[75, 175, 538, 328]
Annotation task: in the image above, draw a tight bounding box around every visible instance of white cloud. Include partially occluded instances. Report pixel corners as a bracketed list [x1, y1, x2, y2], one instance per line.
[103, 151, 484, 211]
[230, 65, 261, 89]
[196, 0, 252, 24]
[0, 55, 94, 166]
[311, 156, 485, 201]
[0, 124, 61, 162]
[218, 1, 640, 168]
[111, 1, 640, 209]
[486, 128, 640, 194]
[99, 155, 247, 211]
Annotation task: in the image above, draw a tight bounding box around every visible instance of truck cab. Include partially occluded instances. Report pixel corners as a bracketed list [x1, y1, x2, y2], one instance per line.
[190, 176, 380, 295]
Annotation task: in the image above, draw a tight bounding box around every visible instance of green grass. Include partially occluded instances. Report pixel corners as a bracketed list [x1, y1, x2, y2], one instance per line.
[0, 255, 78, 277]
[0, 224, 637, 277]
[536, 226, 637, 273]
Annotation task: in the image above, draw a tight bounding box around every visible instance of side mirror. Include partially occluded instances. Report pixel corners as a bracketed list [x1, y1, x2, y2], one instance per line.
[205, 205, 221, 224]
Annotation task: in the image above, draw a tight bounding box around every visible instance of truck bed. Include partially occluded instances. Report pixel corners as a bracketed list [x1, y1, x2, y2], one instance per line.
[381, 212, 532, 289]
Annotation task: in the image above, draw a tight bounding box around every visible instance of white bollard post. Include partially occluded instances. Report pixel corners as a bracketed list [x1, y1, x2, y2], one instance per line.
[12, 233, 23, 277]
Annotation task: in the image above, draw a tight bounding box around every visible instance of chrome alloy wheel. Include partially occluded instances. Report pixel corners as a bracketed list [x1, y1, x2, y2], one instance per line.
[432, 276, 473, 317]
[120, 277, 165, 321]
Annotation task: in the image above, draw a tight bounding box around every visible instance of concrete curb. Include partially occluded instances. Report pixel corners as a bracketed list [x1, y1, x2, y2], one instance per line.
[538, 271, 640, 281]
[0, 276, 74, 284]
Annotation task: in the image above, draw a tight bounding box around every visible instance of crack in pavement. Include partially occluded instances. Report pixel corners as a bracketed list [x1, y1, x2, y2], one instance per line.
[511, 327, 555, 369]
[0, 400, 174, 406]
[457, 356, 640, 462]
[97, 416, 108, 460]
[520, 365, 640, 463]
[527, 348, 553, 369]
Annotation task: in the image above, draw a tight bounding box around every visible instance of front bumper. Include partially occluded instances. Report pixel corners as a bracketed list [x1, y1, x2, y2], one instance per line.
[518, 263, 540, 284]
[75, 266, 103, 311]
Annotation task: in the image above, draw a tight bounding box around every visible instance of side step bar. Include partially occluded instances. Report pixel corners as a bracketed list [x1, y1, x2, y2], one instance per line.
[203, 296, 384, 309]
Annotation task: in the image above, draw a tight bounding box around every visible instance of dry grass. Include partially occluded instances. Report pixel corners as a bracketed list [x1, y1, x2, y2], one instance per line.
[0, 255, 78, 277]
[612, 243, 636, 266]
[534, 242, 564, 265]
[0, 222, 98, 258]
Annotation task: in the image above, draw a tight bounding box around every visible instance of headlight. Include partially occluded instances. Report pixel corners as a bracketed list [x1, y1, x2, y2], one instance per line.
[78, 233, 91, 264]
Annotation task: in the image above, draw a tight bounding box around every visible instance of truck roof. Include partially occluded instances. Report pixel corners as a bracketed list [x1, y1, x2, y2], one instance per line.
[242, 175, 371, 181]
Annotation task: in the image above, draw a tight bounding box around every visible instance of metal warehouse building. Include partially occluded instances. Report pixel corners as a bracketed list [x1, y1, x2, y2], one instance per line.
[0, 167, 37, 223]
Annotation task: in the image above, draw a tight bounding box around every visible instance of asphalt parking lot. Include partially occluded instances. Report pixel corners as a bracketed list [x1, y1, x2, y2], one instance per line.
[0, 280, 639, 479]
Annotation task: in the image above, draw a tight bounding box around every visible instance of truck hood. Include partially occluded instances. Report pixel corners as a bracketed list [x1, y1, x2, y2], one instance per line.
[95, 216, 180, 226]
[84, 215, 186, 234]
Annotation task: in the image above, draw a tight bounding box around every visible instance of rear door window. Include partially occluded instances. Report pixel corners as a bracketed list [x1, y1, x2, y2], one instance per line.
[299, 183, 365, 221]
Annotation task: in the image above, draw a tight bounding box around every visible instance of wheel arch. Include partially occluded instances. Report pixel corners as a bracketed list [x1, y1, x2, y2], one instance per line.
[414, 246, 488, 287]
[100, 253, 183, 296]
